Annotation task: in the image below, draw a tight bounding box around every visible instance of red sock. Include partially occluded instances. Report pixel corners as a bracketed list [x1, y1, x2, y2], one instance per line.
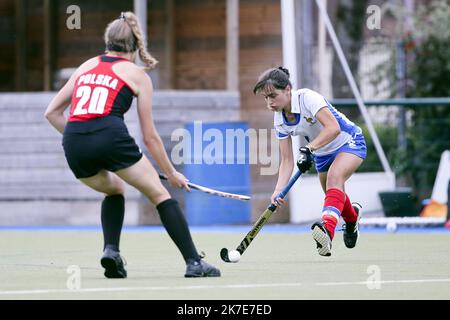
[341, 193, 358, 224]
[322, 188, 346, 240]
[322, 215, 338, 240]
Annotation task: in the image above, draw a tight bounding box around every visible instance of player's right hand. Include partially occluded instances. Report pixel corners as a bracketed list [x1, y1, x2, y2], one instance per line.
[297, 146, 314, 173]
[271, 189, 286, 207]
[168, 171, 190, 191]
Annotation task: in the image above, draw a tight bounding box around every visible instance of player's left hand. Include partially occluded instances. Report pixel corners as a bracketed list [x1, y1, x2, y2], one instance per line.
[297, 146, 314, 173]
[271, 189, 286, 207]
[168, 171, 190, 191]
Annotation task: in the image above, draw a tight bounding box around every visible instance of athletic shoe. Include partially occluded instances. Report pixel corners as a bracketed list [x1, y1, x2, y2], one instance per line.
[311, 221, 332, 257]
[343, 202, 362, 249]
[185, 259, 221, 278]
[100, 248, 127, 279]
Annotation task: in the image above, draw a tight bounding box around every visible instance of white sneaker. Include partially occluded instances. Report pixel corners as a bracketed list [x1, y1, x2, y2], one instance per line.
[311, 222, 332, 257]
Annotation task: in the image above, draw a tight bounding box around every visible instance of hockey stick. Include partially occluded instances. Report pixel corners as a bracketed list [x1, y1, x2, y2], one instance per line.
[220, 170, 302, 262]
[158, 173, 251, 201]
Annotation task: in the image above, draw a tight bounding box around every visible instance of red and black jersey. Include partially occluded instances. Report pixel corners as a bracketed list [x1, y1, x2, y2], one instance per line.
[68, 55, 135, 122]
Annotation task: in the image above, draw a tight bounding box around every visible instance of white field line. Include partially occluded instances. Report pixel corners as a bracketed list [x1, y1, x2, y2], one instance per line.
[317, 278, 450, 286]
[1, 278, 450, 296]
[0, 283, 303, 295]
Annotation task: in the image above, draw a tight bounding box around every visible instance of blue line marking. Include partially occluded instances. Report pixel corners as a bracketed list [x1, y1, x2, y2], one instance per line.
[0, 225, 449, 233]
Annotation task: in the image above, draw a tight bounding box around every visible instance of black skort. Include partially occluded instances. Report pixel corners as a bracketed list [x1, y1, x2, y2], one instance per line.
[62, 116, 143, 179]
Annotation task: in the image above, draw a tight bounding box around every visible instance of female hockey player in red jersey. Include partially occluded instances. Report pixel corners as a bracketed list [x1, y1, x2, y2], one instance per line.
[45, 12, 220, 278]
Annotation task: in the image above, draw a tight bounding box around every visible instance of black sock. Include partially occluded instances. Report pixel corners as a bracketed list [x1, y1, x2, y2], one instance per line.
[101, 194, 125, 252]
[156, 199, 199, 263]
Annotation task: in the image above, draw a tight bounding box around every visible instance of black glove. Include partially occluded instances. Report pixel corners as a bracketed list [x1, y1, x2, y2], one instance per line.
[297, 146, 314, 173]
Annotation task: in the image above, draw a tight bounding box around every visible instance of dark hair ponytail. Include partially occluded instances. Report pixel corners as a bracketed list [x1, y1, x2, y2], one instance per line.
[277, 66, 290, 77]
[253, 67, 292, 94]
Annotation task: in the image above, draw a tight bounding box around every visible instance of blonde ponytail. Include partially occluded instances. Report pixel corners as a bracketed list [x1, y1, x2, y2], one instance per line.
[123, 12, 158, 70]
[104, 11, 158, 70]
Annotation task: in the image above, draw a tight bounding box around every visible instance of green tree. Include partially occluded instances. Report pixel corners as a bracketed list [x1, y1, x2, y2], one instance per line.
[366, 0, 449, 201]
[331, 0, 369, 98]
[402, 0, 450, 200]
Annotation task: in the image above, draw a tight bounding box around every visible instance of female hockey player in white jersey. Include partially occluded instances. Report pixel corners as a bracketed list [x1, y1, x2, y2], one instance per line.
[253, 67, 367, 257]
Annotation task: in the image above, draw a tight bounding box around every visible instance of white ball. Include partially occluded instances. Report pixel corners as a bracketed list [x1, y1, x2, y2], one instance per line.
[386, 221, 398, 233]
[228, 250, 241, 263]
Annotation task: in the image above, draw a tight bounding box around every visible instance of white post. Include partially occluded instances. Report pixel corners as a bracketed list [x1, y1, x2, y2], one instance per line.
[281, 0, 298, 90]
[318, 0, 327, 94]
[134, 0, 160, 87]
[281, 0, 300, 155]
[134, 0, 147, 43]
[281, 0, 303, 222]
[281, 0, 300, 156]
[226, 0, 239, 91]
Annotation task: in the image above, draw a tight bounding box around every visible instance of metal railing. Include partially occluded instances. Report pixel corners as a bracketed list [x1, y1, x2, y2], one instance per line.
[331, 97, 450, 107]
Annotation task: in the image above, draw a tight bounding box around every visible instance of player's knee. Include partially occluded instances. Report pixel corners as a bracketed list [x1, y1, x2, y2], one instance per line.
[326, 172, 344, 189]
[105, 178, 125, 196]
[152, 193, 171, 206]
[143, 186, 170, 205]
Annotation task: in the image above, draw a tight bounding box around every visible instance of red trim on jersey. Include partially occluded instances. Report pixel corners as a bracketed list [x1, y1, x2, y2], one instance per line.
[103, 54, 138, 95]
[110, 68, 137, 96]
[68, 56, 135, 122]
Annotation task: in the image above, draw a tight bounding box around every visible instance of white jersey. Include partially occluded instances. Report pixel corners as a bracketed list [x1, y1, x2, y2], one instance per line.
[274, 88, 362, 156]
